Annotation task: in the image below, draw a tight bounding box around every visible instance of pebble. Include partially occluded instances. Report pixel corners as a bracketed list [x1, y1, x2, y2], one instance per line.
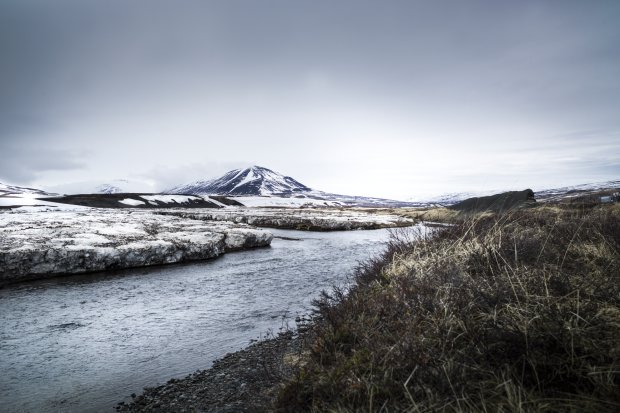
[117, 330, 310, 412]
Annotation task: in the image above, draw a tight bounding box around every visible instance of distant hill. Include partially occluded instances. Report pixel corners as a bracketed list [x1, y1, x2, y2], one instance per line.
[0, 182, 61, 209]
[534, 180, 620, 203]
[418, 180, 620, 206]
[43, 193, 225, 209]
[0, 182, 55, 197]
[0, 182, 228, 210]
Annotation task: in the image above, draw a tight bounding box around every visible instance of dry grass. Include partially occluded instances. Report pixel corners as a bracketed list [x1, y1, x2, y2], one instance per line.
[394, 207, 462, 223]
[275, 205, 620, 412]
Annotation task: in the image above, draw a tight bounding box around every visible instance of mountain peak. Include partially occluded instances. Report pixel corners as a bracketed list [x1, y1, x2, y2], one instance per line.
[164, 166, 421, 207]
[248, 165, 268, 172]
[166, 166, 311, 196]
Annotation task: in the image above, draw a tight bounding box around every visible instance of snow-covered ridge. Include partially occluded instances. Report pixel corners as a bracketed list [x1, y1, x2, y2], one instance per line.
[0, 182, 68, 209]
[413, 180, 620, 206]
[2, 193, 227, 210]
[0, 182, 55, 197]
[535, 180, 620, 202]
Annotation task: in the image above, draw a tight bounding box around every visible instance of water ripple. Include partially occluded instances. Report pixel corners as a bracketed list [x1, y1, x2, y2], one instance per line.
[0, 227, 394, 412]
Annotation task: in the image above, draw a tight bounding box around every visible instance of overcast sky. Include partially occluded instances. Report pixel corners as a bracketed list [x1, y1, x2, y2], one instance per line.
[1, 0, 619, 199]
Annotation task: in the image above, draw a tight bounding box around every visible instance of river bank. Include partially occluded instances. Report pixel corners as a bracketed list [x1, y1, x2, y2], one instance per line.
[117, 329, 309, 413]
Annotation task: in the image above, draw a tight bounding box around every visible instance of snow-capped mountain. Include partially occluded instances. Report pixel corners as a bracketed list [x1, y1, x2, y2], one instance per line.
[167, 166, 310, 196]
[166, 166, 420, 207]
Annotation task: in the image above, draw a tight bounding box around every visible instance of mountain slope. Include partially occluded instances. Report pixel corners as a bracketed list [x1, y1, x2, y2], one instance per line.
[535, 180, 620, 202]
[0, 182, 54, 197]
[0, 182, 70, 210]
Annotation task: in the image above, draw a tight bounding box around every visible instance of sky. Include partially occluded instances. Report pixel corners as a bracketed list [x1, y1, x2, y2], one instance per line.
[1, 0, 619, 200]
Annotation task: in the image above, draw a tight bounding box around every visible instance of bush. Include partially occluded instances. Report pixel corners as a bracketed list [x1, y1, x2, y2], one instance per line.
[276, 206, 620, 412]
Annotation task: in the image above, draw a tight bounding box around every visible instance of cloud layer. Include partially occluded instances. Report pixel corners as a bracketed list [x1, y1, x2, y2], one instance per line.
[1, 0, 619, 198]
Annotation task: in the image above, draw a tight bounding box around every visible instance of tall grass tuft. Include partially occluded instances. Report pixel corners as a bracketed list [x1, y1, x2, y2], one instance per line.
[276, 206, 620, 412]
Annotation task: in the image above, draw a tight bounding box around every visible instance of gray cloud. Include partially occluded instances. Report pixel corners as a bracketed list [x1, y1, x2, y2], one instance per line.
[0, 138, 86, 183]
[1, 0, 619, 198]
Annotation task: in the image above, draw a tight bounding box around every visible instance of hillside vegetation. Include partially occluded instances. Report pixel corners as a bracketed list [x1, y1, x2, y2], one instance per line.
[276, 204, 620, 412]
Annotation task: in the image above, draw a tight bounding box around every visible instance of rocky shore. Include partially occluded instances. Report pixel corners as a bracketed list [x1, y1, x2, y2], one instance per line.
[158, 207, 415, 231]
[0, 209, 273, 285]
[117, 329, 310, 412]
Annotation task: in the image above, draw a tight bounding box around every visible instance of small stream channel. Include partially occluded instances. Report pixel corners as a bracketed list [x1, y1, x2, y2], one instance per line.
[0, 226, 425, 412]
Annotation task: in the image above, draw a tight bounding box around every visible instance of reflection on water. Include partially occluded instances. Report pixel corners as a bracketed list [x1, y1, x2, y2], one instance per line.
[0, 227, 416, 412]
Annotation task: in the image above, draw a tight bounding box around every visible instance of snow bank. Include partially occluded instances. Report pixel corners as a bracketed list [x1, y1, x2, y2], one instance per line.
[234, 196, 342, 208]
[119, 198, 146, 206]
[158, 207, 415, 231]
[0, 210, 272, 284]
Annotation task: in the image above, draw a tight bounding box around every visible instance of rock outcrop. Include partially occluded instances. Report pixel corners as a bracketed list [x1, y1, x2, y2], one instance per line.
[0, 210, 272, 284]
[449, 189, 536, 213]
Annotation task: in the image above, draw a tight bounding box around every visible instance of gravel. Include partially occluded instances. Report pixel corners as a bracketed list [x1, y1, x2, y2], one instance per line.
[116, 329, 310, 413]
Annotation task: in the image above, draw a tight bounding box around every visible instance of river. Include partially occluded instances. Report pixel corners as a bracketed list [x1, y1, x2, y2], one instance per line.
[0, 227, 412, 412]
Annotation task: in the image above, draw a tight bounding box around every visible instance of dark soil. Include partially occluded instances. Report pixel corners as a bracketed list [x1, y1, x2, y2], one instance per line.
[209, 196, 244, 206]
[43, 193, 224, 209]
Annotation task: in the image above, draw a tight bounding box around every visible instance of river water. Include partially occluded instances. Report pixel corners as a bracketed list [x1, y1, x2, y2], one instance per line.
[0, 227, 412, 412]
